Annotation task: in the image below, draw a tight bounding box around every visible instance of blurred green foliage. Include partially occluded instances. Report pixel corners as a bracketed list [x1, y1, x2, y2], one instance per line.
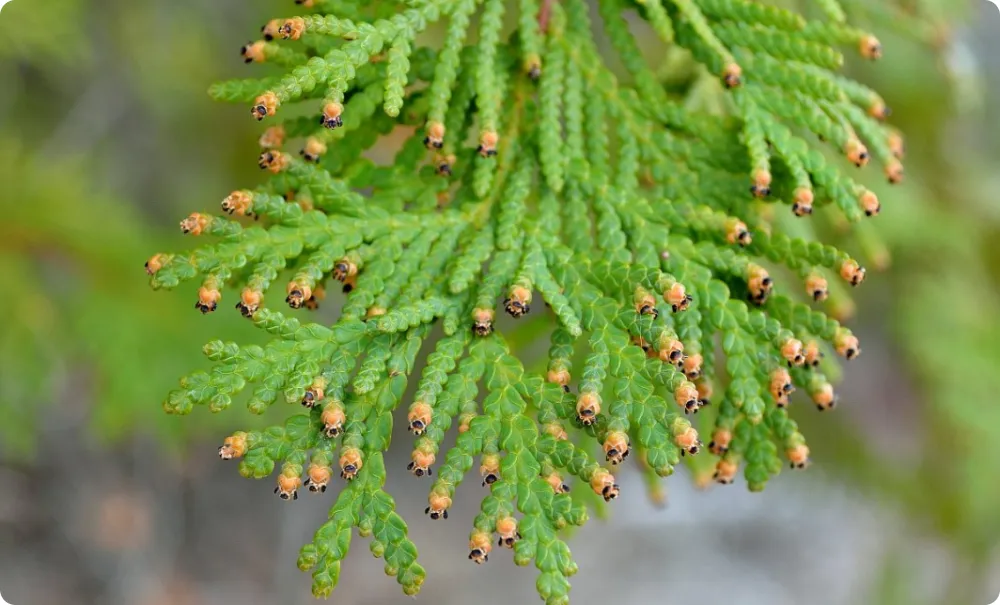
[0, 141, 276, 457]
[0, 0, 279, 458]
[801, 2, 1000, 598]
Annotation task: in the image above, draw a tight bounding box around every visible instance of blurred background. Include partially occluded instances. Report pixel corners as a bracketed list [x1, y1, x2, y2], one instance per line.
[1, 1, 999, 603]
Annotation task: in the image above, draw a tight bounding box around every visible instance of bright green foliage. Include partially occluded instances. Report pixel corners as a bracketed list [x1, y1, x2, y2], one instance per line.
[147, 0, 924, 602]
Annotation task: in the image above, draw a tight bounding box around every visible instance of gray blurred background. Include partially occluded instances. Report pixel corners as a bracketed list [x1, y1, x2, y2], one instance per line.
[2, 1, 1000, 604]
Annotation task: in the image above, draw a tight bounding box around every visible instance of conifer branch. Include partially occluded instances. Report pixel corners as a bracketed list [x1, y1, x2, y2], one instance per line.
[146, 0, 941, 601]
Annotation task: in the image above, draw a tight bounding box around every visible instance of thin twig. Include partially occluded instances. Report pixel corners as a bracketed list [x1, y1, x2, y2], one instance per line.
[539, 0, 555, 33]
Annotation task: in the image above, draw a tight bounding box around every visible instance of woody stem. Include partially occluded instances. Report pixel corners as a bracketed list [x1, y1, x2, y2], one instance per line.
[539, 0, 555, 33]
